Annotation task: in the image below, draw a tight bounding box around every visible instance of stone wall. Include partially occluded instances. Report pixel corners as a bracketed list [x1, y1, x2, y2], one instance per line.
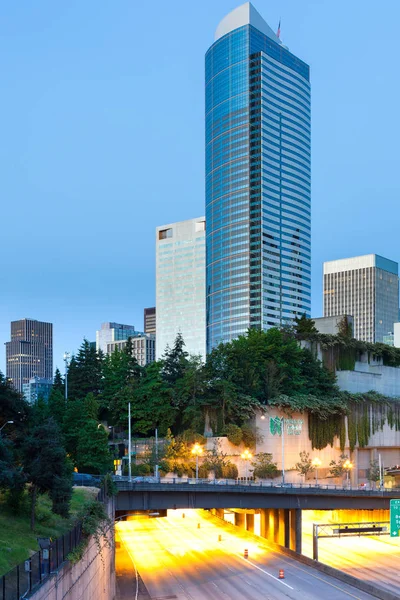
[29, 498, 115, 600]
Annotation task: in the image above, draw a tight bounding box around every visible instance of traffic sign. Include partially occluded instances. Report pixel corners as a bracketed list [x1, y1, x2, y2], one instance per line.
[390, 499, 400, 537]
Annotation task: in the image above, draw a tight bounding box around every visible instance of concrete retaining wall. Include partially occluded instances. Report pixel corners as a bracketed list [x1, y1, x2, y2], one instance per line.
[29, 498, 115, 600]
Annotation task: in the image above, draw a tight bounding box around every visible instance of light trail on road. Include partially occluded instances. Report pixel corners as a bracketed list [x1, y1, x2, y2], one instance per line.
[116, 509, 379, 600]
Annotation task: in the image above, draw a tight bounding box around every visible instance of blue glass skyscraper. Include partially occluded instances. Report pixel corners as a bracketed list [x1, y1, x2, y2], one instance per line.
[206, 3, 311, 351]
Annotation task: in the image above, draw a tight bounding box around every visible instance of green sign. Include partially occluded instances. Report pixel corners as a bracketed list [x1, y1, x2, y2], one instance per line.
[390, 499, 400, 537]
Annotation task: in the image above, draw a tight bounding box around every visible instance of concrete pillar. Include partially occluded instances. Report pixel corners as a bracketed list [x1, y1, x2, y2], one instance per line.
[215, 508, 224, 520]
[284, 510, 290, 548]
[278, 509, 286, 546]
[235, 512, 245, 529]
[260, 509, 271, 541]
[289, 509, 302, 554]
[273, 509, 280, 544]
[353, 449, 359, 487]
[246, 513, 254, 533]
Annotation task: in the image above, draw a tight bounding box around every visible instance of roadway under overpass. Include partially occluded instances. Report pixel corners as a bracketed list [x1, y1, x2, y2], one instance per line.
[114, 481, 400, 555]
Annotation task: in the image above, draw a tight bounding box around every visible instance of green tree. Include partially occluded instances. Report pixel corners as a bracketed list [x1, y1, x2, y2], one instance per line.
[102, 342, 142, 425]
[293, 314, 318, 339]
[0, 436, 26, 511]
[367, 460, 381, 487]
[329, 453, 348, 477]
[23, 418, 73, 529]
[224, 424, 243, 446]
[251, 453, 278, 479]
[53, 368, 65, 393]
[294, 451, 313, 476]
[67, 340, 104, 400]
[130, 362, 176, 435]
[162, 333, 189, 385]
[48, 387, 66, 428]
[76, 419, 112, 474]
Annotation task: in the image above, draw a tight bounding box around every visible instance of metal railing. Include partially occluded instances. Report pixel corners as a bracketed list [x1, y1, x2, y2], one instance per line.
[1, 487, 106, 600]
[113, 476, 400, 495]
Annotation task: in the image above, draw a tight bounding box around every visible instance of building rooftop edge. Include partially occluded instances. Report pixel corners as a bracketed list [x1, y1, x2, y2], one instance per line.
[214, 2, 281, 44]
[324, 254, 398, 276]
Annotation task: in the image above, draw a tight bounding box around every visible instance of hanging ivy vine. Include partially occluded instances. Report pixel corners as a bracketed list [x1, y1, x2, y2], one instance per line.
[306, 392, 400, 450]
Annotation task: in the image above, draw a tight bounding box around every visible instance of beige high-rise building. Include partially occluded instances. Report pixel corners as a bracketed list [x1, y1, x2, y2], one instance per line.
[323, 254, 399, 343]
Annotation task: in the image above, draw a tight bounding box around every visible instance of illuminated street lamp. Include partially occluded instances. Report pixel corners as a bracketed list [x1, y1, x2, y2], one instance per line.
[241, 449, 252, 484]
[343, 459, 353, 489]
[191, 443, 203, 481]
[311, 457, 322, 486]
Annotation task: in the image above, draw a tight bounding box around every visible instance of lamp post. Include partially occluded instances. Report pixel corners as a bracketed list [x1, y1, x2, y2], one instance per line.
[191, 443, 203, 481]
[312, 457, 322, 486]
[0, 421, 14, 435]
[281, 417, 285, 485]
[343, 459, 353, 489]
[241, 449, 252, 484]
[155, 427, 159, 480]
[63, 352, 70, 401]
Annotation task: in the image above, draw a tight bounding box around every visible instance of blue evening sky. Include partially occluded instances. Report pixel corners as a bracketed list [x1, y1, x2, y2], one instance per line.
[0, 0, 399, 373]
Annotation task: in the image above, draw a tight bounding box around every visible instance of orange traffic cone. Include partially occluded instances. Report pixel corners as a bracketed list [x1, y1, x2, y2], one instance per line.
[279, 569, 285, 579]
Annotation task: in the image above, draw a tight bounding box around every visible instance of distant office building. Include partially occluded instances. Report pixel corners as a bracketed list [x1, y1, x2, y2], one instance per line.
[324, 254, 399, 343]
[107, 333, 156, 367]
[156, 217, 206, 359]
[23, 377, 53, 404]
[313, 315, 354, 336]
[394, 323, 400, 348]
[144, 307, 156, 335]
[206, 3, 311, 351]
[96, 322, 136, 354]
[5, 319, 53, 393]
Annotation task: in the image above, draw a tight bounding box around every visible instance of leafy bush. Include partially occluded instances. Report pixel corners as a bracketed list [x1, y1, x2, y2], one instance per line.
[224, 424, 243, 446]
[221, 463, 238, 478]
[241, 424, 257, 449]
[251, 453, 278, 479]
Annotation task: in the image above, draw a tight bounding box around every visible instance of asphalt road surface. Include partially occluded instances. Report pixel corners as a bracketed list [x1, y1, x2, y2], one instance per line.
[302, 525, 400, 597]
[116, 509, 379, 600]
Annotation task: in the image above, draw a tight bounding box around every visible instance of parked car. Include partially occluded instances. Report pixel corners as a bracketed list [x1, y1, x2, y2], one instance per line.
[73, 473, 101, 487]
[131, 476, 159, 483]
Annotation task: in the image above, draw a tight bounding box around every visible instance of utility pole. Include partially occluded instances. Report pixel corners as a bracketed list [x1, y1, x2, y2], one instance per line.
[128, 402, 132, 482]
[281, 416, 285, 485]
[63, 352, 70, 401]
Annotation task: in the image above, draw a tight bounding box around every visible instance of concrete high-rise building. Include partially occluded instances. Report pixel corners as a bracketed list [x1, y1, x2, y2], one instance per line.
[5, 319, 53, 393]
[107, 334, 156, 367]
[96, 322, 136, 354]
[324, 254, 399, 343]
[144, 307, 156, 335]
[156, 217, 206, 359]
[205, 3, 311, 352]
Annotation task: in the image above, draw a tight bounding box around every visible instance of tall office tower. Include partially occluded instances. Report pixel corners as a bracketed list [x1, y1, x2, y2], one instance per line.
[96, 322, 136, 354]
[206, 3, 311, 351]
[5, 319, 53, 393]
[156, 217, 206, 359]
[324, 254, 399, 343]
[144, 307, 156, 335]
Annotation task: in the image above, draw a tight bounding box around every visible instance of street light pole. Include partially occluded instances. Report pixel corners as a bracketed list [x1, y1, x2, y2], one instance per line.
[343, 459, 353, 489]
[241, 449, 252, 484]
[63, 352, 70, 401]
[191, 443, 203, 481]
[312, 457, 322, 486]
[0, 421, 14, 435]
[155, 427, 159, 479]
[128, 402, 132, 482]
[281, 417, 285, 485]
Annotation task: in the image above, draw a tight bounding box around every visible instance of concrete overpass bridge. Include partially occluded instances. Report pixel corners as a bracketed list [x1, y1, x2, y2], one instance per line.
[114, 479, 400, 555]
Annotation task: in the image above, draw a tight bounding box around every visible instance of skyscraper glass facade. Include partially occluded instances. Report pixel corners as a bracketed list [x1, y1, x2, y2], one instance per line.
[206, 4, 311, 351]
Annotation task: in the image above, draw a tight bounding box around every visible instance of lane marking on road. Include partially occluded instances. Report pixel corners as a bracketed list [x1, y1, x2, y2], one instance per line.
[239, 556, 294, 589]
[270, 554, 370, 600]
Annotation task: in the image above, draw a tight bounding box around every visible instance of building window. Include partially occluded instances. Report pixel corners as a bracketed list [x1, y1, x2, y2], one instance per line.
[159, 228, 173, 240]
